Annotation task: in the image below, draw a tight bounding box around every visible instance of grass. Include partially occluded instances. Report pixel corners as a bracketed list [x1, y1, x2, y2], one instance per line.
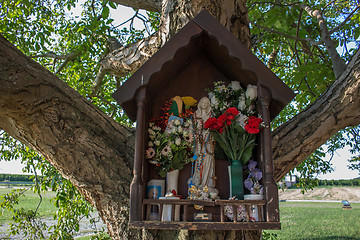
[267, 201, 360, 240]
[1, 187, 360, 239]
[0, 187, 57, 224]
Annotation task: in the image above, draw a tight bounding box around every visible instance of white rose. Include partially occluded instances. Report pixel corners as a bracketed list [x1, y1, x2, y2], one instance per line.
[175, 137, 181, 146]
[245, 85, 257, 100]
[238, 95, 246, 110]
[171, 127, 177, 134]
[183, 131, 189, 137]
[208, 92, 217, 105]
[174, 119, 181, 126]
[230, 81, 242, 91]
[154, 140, 160, 146]
[148, 141, 154, 147]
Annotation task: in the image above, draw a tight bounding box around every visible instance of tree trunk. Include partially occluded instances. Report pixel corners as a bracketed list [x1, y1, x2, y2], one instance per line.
[1, 0, 360, 239]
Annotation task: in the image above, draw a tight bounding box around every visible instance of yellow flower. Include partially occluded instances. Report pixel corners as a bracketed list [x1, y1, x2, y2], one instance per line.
[182, 96, 198, 109]
[203, 186, 208, 193]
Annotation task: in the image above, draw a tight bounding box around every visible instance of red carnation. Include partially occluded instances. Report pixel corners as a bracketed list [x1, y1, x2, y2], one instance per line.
[204, 117, 219, 130]
[245, 116, 262, 134]
[245, 125, 260, 134]
[217, 114, 227, 128]
[225, 107, 239, 116]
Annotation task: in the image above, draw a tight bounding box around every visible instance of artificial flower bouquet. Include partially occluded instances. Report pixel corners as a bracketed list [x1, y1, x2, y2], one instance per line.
[204, 81, 263, 165]
[244, 160, 264, 194]
[146, 97, 197, 178]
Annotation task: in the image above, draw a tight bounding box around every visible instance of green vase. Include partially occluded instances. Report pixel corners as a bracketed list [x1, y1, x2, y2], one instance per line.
[229, 160, 244, 200]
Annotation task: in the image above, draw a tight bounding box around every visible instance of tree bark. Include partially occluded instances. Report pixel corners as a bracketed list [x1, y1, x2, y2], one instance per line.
[101, 0, 250, 78]
[110, 0, 162, 12]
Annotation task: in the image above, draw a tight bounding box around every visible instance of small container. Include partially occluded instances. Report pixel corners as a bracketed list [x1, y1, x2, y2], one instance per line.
[244, 194, 264, 222]
[147, 179, 165, 198]
[160, 196, 181, 221]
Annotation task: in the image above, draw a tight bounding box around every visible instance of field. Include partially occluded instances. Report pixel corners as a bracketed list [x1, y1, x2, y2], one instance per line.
[267, 201, 360, 240]
[1, 187, 360, 239]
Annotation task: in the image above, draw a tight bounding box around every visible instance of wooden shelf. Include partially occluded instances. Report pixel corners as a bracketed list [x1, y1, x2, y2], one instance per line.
[141, 198, 276, 227]
[129, 221, 281, 230]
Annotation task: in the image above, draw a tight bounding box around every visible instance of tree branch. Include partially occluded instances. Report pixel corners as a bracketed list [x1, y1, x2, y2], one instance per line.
[110, 0, 161, 12]
[300, 4, 347, 78]
[99, 33, 159, 78]
[55, 51, 82, 74]
[31, 52, 67, 60]
[273, 47, 360, 181]
[250, 20, 323, 46]
[0, 34, 136, 234]
[90, 66, 107, 97]
[329, 4, 360, 34]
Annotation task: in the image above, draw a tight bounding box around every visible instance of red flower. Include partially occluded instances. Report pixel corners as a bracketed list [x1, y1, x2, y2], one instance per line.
[225, 107, 239, 116]
[217, 114, 227, 128]
[204, 117, 219, 130]
[245, 116, 262, 134]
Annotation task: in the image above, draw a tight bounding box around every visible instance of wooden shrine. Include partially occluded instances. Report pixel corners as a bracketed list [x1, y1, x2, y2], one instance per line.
[112, 10, 295, 230]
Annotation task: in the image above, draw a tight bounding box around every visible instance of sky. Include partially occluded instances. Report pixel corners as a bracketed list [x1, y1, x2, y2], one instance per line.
[0, 3, 359, 180]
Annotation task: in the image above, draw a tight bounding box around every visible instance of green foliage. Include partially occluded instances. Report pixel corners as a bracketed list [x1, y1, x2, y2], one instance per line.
[289, 149, 333, 193]
[249, 0, 360, 188]
[0, 174, 34, 182]
[0, 131, 98, 239]
[262, 231, 279, 240]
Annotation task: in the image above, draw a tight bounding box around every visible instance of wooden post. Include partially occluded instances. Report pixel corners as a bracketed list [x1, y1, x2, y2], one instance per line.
[258, 85, 280, 222]
[129, 87, 147, 222]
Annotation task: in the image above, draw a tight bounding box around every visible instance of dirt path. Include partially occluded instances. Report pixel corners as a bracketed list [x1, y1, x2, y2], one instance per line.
[279, 186, 360, 201]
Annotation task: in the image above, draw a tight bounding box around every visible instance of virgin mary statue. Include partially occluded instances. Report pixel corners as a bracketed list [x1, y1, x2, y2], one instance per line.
[189, 97, 218, 198]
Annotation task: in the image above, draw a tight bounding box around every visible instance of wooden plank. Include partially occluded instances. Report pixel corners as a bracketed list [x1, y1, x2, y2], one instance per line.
[220, 205, 225, 222]
[129, 221, 281, 230]
[143, 199, 216, 206]
[215, 199, 266, 205]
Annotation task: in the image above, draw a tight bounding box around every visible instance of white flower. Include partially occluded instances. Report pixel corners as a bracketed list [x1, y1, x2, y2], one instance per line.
[175, 137, 181, 146]
[245, 85, 257, 100]
[184, 120, 190, 128]
[230, 81, 242, 91]
[183, 131, 189, 138]
[146, 148, 156, 159]
[148, 141, 154, 147]
[177, 126, 183, 133]
[149, 134, 155, 140]
[153, 126, 161, 131]
[161, 145, 172, 156]
[165, 127, 172, 135]
[154, 140, 160, 146]
[171, 127, 177, 134]
[237, 95, 246, 110]
[148, 129, 155, 135]
[208, 92, 219, 107]
[174, 119, 181, 126]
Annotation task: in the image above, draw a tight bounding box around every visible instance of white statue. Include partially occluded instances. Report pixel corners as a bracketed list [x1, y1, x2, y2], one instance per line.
[189, 97, 218, 199]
